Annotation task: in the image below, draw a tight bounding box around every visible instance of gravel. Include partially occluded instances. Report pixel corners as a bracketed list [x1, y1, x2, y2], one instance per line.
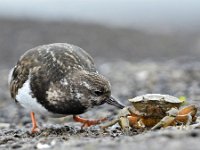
[1, 60, 200, 150]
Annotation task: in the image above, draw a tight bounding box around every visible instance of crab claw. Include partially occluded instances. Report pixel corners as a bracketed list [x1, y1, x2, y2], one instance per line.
[177, 105, 197, 123]
[151, 116, 175, 130]
[106, 96, 125, 109]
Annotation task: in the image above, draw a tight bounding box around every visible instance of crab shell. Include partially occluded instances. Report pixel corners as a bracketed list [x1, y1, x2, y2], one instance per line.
[129, 94, 183, 118]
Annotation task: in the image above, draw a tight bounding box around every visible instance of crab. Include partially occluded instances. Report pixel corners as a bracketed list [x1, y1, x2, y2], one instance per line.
[101, 94, 198, 132]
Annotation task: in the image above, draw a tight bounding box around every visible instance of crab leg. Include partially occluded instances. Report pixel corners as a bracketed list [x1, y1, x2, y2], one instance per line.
[119, 116, 131, 132]
[151, 116, 175, 130]
[190, 117, 200, 129]
[152, 105, 198, 130]
[178, 105, 197, 116]
[101, 116, 139, 130]
[101, 119, 119, 130]
[101, 116, 131, 130]
[176, 105, 197, 123]
[151, 107, 178, 130]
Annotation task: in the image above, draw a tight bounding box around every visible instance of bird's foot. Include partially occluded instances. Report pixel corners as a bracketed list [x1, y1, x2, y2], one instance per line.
[73, 115, 107, 128]
[30, 112, 40, 133]
[31, 126, 40, 133]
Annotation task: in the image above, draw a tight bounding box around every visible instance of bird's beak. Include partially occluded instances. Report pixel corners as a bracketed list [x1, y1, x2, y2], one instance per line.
[105, 96, 125, 109]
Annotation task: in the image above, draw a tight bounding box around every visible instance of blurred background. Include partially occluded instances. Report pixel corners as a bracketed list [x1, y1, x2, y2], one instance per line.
[0, 0, 200, 68]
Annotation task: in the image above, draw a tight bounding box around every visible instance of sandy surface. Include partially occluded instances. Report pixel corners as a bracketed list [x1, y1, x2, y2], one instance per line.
[0, 19, 200, 149]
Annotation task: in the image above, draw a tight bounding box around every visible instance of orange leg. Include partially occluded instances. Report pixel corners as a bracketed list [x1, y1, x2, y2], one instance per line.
[73, 115, 107, 128]
[176, 105, 197, 123]
[178, 105, 197, 116]
[30, 112, 40, 133]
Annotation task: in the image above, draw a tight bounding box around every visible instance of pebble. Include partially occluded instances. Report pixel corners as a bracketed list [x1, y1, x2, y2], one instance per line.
[0, 123, 10, 129]
[36, 143, 51, 149]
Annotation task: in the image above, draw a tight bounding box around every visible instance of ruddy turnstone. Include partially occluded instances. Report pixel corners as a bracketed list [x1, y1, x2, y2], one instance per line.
[8, 43, 124, 133]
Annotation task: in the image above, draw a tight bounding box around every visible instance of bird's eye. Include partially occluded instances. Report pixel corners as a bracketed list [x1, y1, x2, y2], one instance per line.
[93, 90, 104, 96]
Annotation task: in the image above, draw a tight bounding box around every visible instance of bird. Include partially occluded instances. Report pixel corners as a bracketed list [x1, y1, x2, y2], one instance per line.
[8, 43, 124, 133]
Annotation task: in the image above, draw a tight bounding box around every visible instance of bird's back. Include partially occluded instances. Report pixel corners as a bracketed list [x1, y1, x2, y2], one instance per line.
[9, 43, 97, 115]
[10, 43, 96, 98]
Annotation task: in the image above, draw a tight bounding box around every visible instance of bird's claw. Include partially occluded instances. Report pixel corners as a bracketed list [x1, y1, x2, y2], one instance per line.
[31, 127, 40, 134]
[81, 117, 107, 128]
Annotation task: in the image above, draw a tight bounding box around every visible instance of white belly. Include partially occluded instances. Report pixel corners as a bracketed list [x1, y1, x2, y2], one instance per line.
[16, 77, 49, 114]
[15, 75, 66, 117]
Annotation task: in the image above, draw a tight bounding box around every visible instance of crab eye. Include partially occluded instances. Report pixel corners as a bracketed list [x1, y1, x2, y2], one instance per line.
[93, 90, 104, 96]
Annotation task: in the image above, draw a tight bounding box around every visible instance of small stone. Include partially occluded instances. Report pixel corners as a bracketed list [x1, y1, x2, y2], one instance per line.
[0, 123, 10, 129]
[12, 144, 22, 149]
[36, 143, 51, 149]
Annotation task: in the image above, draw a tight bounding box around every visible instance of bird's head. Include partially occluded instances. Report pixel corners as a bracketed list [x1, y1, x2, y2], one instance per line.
[71, 70, 124, 109]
